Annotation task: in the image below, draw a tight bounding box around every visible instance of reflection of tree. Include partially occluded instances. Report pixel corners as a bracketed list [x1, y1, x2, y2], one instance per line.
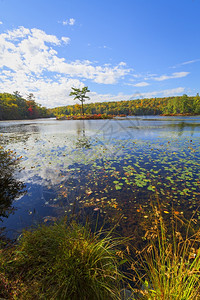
[172, 122, 195, 137]
[176, 122, 185, 136]
[75, 121, 91, 149]
[0, 147, 25, 220]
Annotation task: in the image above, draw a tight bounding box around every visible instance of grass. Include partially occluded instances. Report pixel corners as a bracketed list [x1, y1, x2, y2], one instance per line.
[1, 208, 200, 299]
[0, 221, 125, 299]
[130, 206, 200, 299]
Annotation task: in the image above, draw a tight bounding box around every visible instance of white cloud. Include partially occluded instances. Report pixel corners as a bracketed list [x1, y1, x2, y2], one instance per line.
[0, 27, 129, 82]
[99, 45, 112, 50]
[1, 26, 31, 40]
[0, 26, 184, 109]
[62, 18, 75, 26]
[0, 65, 185, 108]
[0, 68, 85, 107]
[180, 59, 200, 65]
[154, 72, 189, 81]
[119, 62, 126, 66]
[0, 21, 2, 25]
[46, 59, 129, 84]
[69, 18, 75, 26]
[171, 59, 200, 68]
[133, 82, 149, 87]
[0, 26, 130, 107]
[141, 87, 185, 99]
[61, 36, 70, 44]
[162, 87, 185, 96]
[83, 87, 185, 104]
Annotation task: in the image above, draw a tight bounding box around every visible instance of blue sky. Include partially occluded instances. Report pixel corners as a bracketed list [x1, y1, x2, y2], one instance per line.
[0, 0, 199, 108]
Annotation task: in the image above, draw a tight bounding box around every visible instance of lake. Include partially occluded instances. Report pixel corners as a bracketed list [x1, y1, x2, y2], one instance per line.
[1, 116, 200, 240]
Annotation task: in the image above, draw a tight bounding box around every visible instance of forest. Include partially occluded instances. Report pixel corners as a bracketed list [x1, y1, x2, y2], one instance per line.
[1, 92, 200, 121]
[51, 93, 200, 117]
[0, 92, 50, 120]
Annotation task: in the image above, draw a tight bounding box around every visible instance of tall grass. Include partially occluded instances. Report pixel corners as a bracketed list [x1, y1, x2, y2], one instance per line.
[2, 208, 200, 299]
[0, 221, 124, 299]
[130, 207, 200, 299]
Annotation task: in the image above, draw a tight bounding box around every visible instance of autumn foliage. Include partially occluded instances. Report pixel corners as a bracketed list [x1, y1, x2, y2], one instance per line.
[0, 93, 50, 120]
[51, 93, 200, 118]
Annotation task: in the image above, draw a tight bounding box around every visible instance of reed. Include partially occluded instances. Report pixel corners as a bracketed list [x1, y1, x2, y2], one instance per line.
[130, 207, 200, 299]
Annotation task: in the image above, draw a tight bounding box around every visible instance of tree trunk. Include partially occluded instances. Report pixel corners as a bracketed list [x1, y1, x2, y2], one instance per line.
[81, 101, 84, 115]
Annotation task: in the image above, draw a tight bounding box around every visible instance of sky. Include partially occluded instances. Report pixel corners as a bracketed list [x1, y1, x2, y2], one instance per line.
[0, 0, 200, 108]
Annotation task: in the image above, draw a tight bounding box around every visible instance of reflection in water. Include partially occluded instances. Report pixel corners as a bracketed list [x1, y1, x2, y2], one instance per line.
[0, 124, 40, 146]
[75, 121, 91, 149]
[0, 123, 40, 135]
[177, 122, 185, 136]
[0, 117, 200, 240]
[171, 122, 195, 136]
[0, 147, 25, 220]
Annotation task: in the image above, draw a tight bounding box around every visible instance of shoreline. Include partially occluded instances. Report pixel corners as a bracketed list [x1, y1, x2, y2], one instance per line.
[0, 113, 200, 122]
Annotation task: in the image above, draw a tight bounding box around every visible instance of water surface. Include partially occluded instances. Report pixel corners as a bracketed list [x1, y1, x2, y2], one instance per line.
[0, 116, 200, 239]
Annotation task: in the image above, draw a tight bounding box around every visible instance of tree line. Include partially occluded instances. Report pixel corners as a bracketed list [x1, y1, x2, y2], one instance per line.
[0, 92, 50, 120]
[51, 93, 200, 117]
[1, 92, 200, 120]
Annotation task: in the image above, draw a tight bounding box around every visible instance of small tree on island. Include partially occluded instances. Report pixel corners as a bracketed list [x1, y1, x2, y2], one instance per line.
[69, 86, 90, 115]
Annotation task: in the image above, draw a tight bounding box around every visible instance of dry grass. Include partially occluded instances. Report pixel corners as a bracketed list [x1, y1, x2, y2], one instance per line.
[130, 207, 200, 299]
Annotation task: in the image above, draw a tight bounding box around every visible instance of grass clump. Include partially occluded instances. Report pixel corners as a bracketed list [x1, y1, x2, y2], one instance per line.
[0, 221, 124, 299]
[2, 207, 200, 299]
[130, 207, 200, 299]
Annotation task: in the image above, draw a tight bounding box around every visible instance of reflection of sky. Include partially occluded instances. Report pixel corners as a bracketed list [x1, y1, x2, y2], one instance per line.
[1, 117, 200, 189]
[1, 117, 200, 238]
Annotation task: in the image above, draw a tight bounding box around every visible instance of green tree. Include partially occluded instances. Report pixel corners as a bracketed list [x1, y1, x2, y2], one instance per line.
[0, 92, 50, 120]
[194, 93, 200, 114]
[26, 93, 35, 101]
[13, 91, 22, 99]
[69, 86, 90, 115]
[180, 94, 189, 113]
